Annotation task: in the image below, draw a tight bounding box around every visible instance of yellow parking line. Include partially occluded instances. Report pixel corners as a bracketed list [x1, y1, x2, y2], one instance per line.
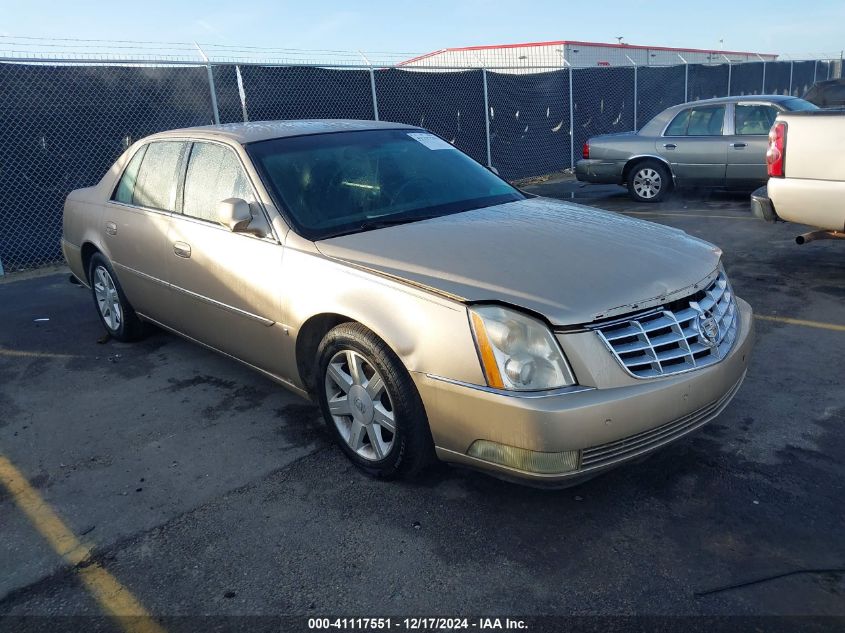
[622, 211, 754, 220]
[0, 455, 166, 633]
[0, 348, 79, 360]
[755, 314, 845, 332]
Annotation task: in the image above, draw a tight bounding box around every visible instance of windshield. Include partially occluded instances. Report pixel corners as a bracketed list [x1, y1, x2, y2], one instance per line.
[246, 129, 523, 240]
[782, 98, 819, 111]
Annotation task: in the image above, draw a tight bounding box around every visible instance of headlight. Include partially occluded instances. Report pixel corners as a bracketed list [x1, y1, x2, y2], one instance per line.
[468, 305, 576, 391]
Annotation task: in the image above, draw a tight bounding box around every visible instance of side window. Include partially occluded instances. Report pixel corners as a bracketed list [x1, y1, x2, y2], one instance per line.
[665, 109, 690, 136]
[665, 105, 725, 136]
[182, 143, 256, 223]
[735, 104, 777, 135]
[112, 145, 147, 204]
[132, 141, 186, 211]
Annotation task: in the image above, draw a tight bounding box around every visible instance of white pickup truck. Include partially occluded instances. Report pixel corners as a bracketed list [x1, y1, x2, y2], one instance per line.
[751, 109, 845, 244]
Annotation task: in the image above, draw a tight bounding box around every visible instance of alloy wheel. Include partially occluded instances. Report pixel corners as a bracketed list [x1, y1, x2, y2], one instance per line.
[93, 265, 122, 331]
[633, 167, 662, 199]
[324, 349, 396, 461]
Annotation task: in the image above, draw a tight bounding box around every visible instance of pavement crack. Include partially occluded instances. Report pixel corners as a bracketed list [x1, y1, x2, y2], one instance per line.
[695, 566, 845, 597]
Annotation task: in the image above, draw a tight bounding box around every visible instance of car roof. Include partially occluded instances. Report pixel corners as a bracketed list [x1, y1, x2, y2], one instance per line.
[669, 94, 797, 109]
[146, 119, 419, 144]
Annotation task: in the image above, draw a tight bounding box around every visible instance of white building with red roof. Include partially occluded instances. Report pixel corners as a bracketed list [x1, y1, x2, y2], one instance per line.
[399, 40, 777, 72]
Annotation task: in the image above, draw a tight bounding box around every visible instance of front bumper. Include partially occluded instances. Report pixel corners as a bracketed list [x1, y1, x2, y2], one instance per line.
[750, 186, 779, 222]
[415, 298, 754, 485]
[575, 159, 625, 184]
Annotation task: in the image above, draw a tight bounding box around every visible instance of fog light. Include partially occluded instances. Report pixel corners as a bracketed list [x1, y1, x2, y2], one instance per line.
[467, 440, 581, 474]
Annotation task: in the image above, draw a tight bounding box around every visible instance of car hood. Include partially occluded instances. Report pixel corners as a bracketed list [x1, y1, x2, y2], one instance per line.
[316, 197, 722, 326]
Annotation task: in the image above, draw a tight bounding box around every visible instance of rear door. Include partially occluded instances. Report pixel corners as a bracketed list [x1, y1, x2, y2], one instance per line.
[103, 140, 188, 322]
[656, 104, 729, 185]
[725, 102, 778, 187]
[164, 140, 289, 376]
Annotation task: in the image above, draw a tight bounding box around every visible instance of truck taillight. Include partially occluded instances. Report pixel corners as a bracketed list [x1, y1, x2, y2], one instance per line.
[766, 122, 787, 178]
[582, 142, 590, 159]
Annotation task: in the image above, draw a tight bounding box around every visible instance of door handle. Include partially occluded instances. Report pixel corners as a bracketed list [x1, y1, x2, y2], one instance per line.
[730, 142, 747, 149]
[173, 241, 191, 259]
[105, 221, 117, 236]
[663, 143, 677, 150]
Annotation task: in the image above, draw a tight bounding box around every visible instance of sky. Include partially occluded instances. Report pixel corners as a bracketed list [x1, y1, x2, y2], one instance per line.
[1, 0, 843, 59]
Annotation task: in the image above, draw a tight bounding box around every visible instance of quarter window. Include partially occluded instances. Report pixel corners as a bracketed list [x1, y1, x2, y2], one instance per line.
[112, 145, 147, 204]
[182, 143, 256, 223]
[132, 141, 186, 211]
[735, 104, 777, 135]
[665, 105, 726, 136]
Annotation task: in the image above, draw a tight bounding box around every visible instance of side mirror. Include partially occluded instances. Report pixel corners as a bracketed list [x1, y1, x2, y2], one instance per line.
[216, 198, 252, 233]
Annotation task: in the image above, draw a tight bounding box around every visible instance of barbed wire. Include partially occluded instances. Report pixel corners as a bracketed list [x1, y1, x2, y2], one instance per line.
[0, 35, 843, 68]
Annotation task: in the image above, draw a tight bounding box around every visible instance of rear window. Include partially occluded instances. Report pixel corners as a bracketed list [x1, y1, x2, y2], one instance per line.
[782, 98, 819, 112]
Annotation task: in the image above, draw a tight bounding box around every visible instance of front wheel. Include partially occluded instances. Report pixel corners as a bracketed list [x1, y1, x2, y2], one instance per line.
[627, 160, 671, 203]
[316, 323, 434, 480]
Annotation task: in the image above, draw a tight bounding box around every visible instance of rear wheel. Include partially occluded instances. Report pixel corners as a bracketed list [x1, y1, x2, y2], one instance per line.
[88, 253, 144, 342]
[627, 160, 671, 203]
[316, 322, 434, 479]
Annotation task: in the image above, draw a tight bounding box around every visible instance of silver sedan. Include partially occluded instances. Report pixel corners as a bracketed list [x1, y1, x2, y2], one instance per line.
[576, 95, 817, 202]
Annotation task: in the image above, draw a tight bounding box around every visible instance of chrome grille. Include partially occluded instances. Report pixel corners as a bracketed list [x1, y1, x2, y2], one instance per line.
[593, 270, 738, 379]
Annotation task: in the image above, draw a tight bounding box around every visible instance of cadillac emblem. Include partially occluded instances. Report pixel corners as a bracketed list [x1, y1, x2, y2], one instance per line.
[698, 314, 720, 347]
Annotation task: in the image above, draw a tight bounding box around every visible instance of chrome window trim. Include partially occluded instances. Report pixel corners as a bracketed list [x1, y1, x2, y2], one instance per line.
[425, 374, 594, 398]
[168, 209, 279, 244]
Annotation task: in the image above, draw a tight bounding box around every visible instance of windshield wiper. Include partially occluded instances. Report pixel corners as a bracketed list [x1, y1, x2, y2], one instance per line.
[321, 214, 442, 240]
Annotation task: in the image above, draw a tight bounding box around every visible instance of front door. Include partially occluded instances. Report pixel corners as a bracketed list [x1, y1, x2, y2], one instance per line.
[164, 141, 289, 378]
[657, 104, 729, 186]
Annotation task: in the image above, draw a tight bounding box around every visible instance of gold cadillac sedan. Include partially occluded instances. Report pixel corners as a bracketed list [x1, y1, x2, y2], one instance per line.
[62, 120, 754, 486]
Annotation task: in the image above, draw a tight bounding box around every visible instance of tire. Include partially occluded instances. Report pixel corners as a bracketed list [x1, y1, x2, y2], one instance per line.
[315, 322, 434, 480]
[627, 160, 671, 203]
[88, 253, 145, 342]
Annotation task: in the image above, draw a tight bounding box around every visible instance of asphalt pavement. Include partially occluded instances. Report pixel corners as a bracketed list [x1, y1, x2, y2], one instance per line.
[1, 178, 844, 630]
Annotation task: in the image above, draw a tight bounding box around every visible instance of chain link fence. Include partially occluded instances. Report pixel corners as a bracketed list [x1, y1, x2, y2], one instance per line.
[0, 54, 842, 273]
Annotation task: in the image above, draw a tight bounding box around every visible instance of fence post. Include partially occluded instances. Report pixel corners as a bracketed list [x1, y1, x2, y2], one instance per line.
[369, 67, 380, 121]
[482, 68, 492, 168]
[195, 43, 220, 124]
[359, 51, 379, 121]
[678, 54, 688, 102]
[568, 65, 574, 170]
[722, 55, 732, 96]
[813, 59, 818, 84]
[761, 60, 767, 93]
[0, 256, 4, 277]
[235, 65, 249, 123]
[626, 56, 637, 131]
[788, 60, 794, 95]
